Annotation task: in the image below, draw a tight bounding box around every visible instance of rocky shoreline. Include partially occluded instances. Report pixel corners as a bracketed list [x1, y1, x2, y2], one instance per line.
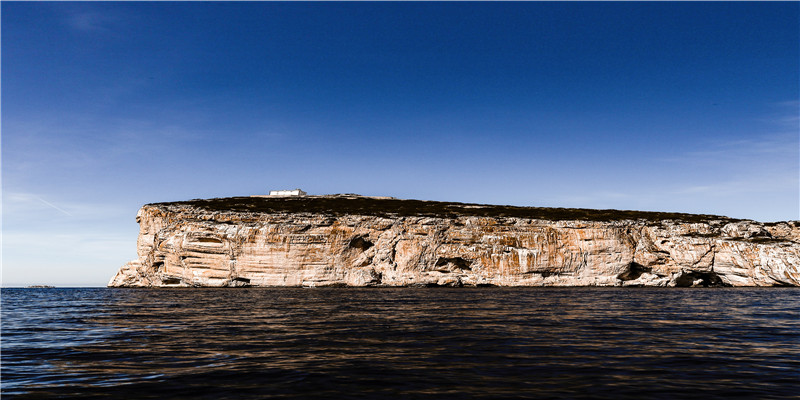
[109, 195, 800, 287]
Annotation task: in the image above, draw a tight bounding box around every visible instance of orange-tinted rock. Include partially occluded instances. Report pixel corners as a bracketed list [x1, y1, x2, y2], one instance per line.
[108, 196, 800, 287]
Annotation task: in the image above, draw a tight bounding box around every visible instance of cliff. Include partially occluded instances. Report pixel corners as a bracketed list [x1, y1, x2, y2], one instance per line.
[108, 195, 800, 287]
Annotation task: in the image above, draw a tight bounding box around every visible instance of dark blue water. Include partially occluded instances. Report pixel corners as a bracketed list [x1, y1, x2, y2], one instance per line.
[2, 288, 799, 399]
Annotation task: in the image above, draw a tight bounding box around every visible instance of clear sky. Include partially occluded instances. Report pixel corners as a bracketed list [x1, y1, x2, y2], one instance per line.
[2, 2, 798, 287]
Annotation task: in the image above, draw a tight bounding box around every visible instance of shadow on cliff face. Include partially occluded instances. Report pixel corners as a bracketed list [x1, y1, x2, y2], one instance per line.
[348, 236, 373, 251]
[617, 263, 732, 287]
[433, 257, 473, 273]
[336, 235, 375, 270]
[617, 262, 652, 281]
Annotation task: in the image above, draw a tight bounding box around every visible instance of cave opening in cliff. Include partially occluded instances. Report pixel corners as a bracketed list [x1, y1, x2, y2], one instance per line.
[674, 271, 730, 287]
[618, 262, 651, 281]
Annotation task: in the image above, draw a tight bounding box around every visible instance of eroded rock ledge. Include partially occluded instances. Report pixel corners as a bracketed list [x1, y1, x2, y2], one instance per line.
[109, 195, 800, 287]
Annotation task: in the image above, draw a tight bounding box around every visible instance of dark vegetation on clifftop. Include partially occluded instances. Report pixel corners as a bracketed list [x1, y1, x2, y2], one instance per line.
[149, 196, 738, 223]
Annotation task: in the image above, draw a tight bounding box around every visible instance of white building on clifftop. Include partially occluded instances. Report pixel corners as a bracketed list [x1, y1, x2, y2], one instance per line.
[268, 189, 307, 196]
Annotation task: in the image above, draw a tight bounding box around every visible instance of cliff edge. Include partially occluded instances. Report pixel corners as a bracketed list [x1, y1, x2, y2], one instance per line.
[109, 195, 800, 287]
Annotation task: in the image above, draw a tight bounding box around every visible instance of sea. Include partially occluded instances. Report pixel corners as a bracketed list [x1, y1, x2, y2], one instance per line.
[2, 287, 798, 399]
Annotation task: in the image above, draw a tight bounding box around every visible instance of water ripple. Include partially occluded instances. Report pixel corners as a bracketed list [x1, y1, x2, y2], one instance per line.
[2, 287, 799, 399]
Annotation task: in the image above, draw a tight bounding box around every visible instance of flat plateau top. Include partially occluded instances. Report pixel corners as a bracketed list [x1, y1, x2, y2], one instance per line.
[148, 195, 739, 223]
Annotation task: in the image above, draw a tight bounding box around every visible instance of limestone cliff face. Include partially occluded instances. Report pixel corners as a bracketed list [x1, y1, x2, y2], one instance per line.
[108, 196, 800, 287]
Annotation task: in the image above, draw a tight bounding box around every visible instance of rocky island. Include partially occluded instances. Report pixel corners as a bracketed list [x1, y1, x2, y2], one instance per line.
[108, 195, 800, 287]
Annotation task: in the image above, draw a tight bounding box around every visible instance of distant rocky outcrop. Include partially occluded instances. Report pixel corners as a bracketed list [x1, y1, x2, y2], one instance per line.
[109, 195, 800, 287]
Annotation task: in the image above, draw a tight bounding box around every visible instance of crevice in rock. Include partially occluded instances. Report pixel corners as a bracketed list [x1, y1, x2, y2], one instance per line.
[388, 239, 399, 264]
[153, 261, 165, 272]
[161, 277, 182, 285]
[690, 245, 715, 269]
[618, 262, 651, 281]
[228, 277, 251, 287]
[294, 225, 311, 233]
[195, 237, 223, 243]
[709, 248, 716, 272]
[434, 257, 473, 272]
[348, 236, 374, 251]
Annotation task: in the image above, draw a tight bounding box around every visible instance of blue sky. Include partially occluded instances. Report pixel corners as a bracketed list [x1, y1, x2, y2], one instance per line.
[2, 2, 798, 286]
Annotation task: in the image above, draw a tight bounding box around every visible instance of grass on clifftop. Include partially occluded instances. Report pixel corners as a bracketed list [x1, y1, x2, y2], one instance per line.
[149, 196, 738, 223]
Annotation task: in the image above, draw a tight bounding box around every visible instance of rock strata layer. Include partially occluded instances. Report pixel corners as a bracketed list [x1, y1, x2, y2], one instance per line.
[109, 196, 800, 287]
